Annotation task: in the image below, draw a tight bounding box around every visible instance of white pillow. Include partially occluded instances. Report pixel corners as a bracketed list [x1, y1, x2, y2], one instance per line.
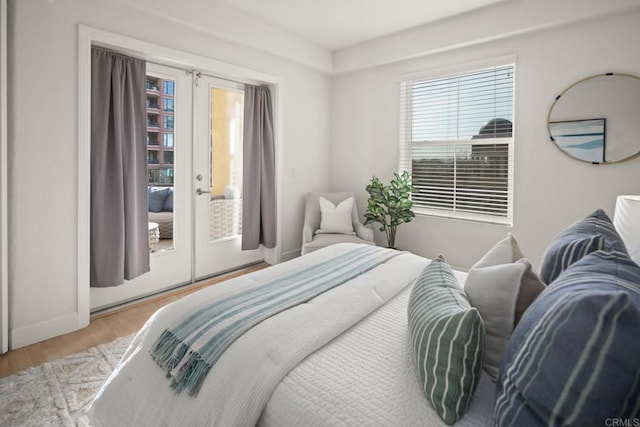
[464, 233, 546, 381]
[316, 197, 355, 235]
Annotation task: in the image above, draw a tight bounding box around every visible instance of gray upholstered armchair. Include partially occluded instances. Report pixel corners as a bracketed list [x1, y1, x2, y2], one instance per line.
[301, 192, 375, 255]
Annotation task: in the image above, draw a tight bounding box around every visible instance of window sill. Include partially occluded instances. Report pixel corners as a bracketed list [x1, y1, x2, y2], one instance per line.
[414, 207, 513, 227]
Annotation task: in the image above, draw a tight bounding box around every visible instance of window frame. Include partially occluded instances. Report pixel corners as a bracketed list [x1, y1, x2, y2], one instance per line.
[399, 57, 516, 226]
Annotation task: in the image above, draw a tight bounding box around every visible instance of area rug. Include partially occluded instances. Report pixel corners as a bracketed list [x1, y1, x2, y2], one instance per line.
[0, 334, 134, 427]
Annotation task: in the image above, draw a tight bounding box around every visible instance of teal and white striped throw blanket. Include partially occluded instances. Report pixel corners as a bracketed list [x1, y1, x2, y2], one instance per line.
[151, 245, 400, 396]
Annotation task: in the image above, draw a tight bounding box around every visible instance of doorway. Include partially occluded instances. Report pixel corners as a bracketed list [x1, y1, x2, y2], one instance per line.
[90, 65, 263, 311]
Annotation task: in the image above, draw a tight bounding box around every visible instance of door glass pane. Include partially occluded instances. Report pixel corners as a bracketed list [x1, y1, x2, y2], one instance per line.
[209, 87, 243, 241]
[147, 74, 175, 252]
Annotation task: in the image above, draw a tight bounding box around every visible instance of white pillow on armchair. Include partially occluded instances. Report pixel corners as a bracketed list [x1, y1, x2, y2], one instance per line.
[316, 196, 356, 235]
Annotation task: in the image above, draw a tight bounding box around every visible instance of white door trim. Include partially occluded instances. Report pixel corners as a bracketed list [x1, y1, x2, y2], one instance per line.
[77, 25, 283, 331]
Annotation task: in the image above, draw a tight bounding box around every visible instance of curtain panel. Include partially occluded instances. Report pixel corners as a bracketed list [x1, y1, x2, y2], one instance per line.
[90, 47, 149, 287]
[242, 85, 277, 250]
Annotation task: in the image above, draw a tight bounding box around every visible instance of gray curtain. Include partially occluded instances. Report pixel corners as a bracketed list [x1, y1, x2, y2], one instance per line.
[90, 47, 149, 287]
[242, 85, 276, 250]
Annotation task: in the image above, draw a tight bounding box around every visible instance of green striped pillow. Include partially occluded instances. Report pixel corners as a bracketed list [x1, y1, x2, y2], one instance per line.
[408, 255, 485, 425]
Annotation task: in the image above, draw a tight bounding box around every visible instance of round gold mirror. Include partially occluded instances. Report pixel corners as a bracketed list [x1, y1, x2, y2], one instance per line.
[547, 73, 640, 164]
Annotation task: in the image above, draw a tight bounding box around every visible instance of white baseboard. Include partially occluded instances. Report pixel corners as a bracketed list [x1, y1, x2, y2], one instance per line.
[10, 312, 87, 349]
[10, 249, 302, 349]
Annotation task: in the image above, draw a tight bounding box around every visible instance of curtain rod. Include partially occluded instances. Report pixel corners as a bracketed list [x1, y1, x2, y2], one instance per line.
[143, 58, 270, 88]
[145, 58, 249, 86]
[91, 44, 266, 87]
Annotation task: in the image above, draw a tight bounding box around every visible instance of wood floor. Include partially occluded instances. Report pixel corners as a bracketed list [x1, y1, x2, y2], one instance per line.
[0, 263, 267, 378]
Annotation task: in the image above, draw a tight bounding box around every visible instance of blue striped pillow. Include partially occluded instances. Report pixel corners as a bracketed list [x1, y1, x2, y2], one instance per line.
[495, 250, 640, 427]
[540, 209, 627, 284]
[408, 256, 485, 425]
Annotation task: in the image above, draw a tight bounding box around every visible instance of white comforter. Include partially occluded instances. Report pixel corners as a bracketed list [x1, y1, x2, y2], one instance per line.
[89, 244, 436, 426]
[259, 276, 495, 427]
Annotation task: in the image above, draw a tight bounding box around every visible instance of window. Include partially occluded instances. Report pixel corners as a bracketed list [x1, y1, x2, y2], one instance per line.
[146, 95, 159, 109]
[147, 150, 159, 164]
[148, 113, 159, 128]
[399, 63, 515, 224]
[148, 132, 158, 145]
[163, 133, 174, 147]
[164, 115, 174, 130]
[146, 77, 159, 91]
[164, 151, 174, 164]
[163, 80, 174, 95]
[163, 98, 174, 112]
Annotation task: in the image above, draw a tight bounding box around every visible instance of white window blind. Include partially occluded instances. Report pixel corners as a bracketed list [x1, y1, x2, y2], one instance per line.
[399, 64, 515, 224]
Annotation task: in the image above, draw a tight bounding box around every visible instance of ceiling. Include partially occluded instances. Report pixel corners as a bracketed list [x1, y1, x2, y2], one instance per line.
[214, 0, 509, 50]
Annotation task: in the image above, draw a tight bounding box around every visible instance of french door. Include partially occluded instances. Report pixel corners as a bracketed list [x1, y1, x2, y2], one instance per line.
[90, 65, 262, 311]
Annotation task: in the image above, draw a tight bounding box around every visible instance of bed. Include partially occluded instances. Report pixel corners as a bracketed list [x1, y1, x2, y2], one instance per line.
[88, 243, 495, 426]
[89, 208, 640, 426]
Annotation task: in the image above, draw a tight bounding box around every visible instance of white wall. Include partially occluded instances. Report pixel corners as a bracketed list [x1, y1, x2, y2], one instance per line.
[330, 9, 640, 271]
[333, 0, 640, 75]
[8, 0, 331, 346]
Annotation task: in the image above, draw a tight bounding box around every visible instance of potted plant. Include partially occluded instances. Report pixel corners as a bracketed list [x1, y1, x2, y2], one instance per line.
[364, 171, 416, 249]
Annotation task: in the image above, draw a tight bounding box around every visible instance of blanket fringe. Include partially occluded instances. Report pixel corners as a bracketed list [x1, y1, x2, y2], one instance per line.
[151, 329, 211, 395]
[170, 352, 211, 396]
[151, 329, 188, 372]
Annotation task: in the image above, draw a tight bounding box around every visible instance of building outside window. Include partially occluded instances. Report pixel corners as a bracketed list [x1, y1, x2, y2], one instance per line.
[147, 76, 176, 185]
[399, 63, 515, 224]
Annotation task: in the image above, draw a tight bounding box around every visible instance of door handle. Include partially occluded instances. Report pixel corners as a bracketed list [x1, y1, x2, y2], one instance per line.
[196, 188, 211, 196]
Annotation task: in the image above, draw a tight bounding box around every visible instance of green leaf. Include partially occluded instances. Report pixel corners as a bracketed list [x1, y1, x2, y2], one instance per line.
[363, 171, 416, 247]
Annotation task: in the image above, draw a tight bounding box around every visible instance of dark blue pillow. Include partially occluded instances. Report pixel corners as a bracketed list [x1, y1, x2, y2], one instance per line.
[163, 187, 174, 212]
[540, 209, 627, 284]
[148, 187, 169, 212]
[495, 250, 640, 427]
